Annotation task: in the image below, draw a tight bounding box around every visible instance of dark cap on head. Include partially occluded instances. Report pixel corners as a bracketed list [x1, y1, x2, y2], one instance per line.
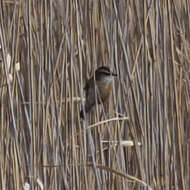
[95, 66, 117, 76]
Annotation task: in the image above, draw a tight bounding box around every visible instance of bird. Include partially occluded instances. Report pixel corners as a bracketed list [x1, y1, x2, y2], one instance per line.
[80, 66, 117, 119]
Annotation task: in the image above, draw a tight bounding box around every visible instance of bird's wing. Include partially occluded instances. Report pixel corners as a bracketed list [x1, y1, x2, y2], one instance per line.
[84, 79, 90, 98]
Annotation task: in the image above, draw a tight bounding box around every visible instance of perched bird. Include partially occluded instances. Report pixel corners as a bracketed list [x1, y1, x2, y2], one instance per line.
[80, 66, 117, 119]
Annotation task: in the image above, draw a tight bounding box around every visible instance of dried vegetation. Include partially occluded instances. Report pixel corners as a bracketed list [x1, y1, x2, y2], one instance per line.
[0, 0, 190, 189]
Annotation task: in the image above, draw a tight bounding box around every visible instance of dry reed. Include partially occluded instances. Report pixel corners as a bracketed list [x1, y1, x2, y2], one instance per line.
[0, 0, 190, 189]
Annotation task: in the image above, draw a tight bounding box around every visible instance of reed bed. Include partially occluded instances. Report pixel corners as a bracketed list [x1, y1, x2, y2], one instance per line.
[0, 0, 190, 189]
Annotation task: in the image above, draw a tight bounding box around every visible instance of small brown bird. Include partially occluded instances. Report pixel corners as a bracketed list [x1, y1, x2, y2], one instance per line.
[80, 66, 117, 119]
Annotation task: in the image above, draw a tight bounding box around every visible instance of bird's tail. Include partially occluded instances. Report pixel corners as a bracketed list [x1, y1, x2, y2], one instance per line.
[80, 105, 90, 119]
[80, 104, 92, 119]
[80, 109, 85, 119]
